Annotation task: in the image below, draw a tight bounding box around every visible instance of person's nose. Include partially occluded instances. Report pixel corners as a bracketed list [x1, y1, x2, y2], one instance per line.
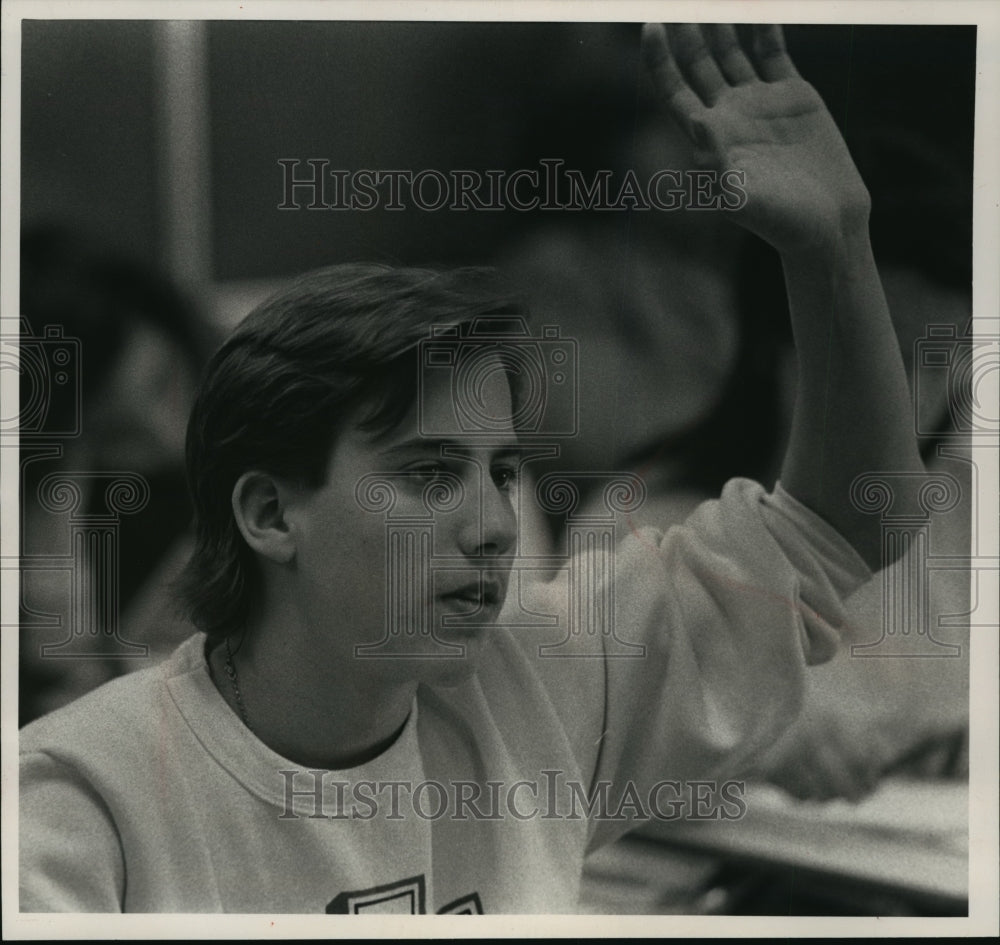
[456, 469, 516, 560]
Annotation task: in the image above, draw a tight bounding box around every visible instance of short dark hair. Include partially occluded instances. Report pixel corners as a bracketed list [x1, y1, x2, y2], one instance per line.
[177, 262, 526, 644]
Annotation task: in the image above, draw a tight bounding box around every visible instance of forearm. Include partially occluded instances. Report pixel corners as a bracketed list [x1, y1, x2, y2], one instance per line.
[637, 22, 926, 569]
[780, 225, 925, 570]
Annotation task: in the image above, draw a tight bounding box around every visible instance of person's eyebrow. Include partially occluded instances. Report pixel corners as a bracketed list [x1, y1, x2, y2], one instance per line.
[378, 438, 523, 462]
[376, 437, 461, 460]
[441, 443, 526, 464]
[485, 445, 525, 463]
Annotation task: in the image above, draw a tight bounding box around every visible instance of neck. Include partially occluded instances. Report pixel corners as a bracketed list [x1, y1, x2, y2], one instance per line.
[210, 619, 416, 770]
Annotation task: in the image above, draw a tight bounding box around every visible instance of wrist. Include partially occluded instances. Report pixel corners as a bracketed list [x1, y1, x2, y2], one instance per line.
[780, 214, 872, 270]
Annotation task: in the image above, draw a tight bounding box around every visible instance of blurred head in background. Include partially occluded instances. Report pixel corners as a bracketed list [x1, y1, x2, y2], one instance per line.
[18, 225, 213, 723]
[20, 225, 212, 474]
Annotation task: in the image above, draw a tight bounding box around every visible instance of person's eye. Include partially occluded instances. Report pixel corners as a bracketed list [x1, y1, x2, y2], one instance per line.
[491, 464, 519, 493]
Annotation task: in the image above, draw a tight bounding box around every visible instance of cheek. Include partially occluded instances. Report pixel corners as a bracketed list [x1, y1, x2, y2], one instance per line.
[323, 519, 386, 577]
[298, 497, 461, 611]
[297, 500, 368, 572]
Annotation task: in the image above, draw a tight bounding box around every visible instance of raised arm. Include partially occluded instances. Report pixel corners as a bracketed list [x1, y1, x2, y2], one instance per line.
[641, 23, 925, 570]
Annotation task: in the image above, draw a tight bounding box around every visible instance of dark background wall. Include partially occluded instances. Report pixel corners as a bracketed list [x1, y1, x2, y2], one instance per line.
[22, 20, 160, 265]
[21, 21, 976, 281]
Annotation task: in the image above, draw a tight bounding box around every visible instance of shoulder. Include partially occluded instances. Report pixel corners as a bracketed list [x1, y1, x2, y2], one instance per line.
[20, 633, 208, 770]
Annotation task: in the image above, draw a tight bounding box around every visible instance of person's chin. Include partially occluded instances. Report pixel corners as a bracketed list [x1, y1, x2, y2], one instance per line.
[423, 653, 485, 688]
[420, 614, 498, 686]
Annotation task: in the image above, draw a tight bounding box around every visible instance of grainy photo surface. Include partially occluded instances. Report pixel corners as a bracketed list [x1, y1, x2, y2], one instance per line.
[2, 0, 997, 937]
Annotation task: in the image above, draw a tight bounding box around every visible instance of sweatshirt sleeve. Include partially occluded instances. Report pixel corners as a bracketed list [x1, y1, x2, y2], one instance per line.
[20, 751, 125, 912]
[574, 478, 872, 851]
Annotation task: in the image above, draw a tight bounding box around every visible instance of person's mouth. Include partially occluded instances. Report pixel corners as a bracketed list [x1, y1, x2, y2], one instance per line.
[438, 577, 504, 616]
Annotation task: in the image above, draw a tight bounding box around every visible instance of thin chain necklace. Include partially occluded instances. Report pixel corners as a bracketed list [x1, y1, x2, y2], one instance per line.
[223, 636, 252, 732]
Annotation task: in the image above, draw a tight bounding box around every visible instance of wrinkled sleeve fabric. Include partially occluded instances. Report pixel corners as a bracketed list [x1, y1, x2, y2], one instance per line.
[19, 751, 126, 912]
[566, 478, 872, 851]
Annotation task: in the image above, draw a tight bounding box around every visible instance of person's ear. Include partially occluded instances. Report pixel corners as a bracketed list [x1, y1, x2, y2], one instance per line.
[231, 471, 296, 564]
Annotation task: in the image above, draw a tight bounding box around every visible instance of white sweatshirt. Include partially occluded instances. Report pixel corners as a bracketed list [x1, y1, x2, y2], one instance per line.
[19, 479, 870, 913]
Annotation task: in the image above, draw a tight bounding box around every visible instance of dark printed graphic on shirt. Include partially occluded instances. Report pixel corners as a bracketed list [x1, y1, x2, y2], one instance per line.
[325, 875, 482, 914]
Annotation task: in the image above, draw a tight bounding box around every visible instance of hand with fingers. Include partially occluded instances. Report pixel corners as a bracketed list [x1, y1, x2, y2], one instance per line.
[641, 23, 871, 256]
[756, 705, 899, 803]
[642, 21, 926, 576]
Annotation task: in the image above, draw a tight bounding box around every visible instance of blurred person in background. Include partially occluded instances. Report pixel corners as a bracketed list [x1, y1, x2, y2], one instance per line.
[18, 225, 211, 724]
